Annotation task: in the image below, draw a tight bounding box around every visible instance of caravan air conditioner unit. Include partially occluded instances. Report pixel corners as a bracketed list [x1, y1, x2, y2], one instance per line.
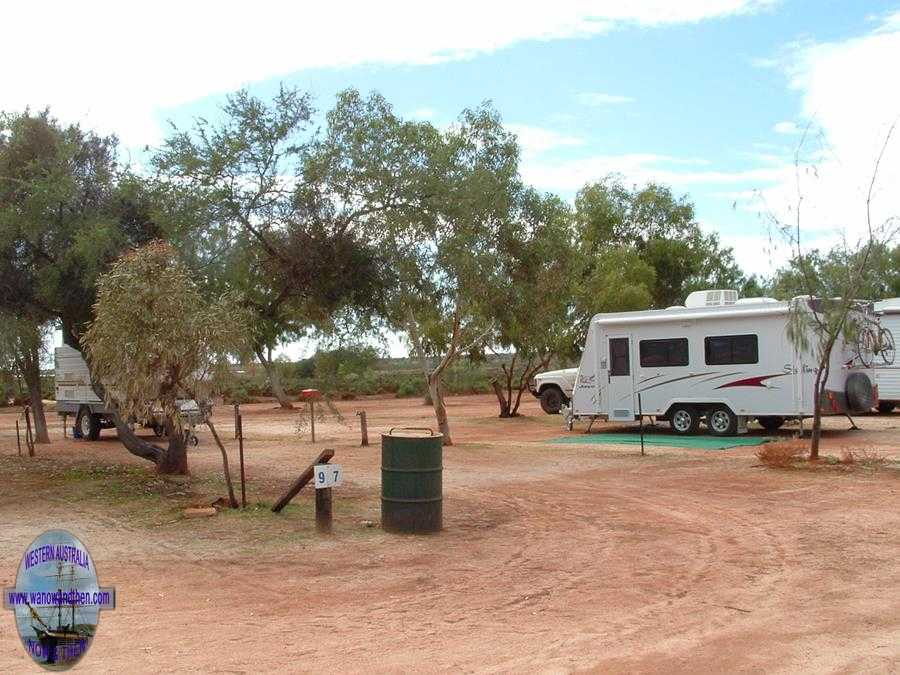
[684, 289, 738, 308]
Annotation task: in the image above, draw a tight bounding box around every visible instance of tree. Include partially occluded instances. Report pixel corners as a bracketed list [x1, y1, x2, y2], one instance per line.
[154, 87, 390, 409]
[770, 243, 900, 301]
[488, 191, 577, 417]
[574, 176, 746, 309]
[0, 109, 196, 462]
[82, 241, 249, 480]
[0, 316, 51, 444]
[765, 124, 899, 459]
[378, 105, 521, 444]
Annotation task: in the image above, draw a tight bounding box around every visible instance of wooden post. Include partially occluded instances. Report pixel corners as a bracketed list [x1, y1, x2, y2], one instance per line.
[16, 419, 22, 456]
[238, 413, 247, 508]
[233, 403, 240, 439]
[309, 400, 316, 443]
[357, 410, 369, 447]
[24, 407, 35, 457]
[271, 448, 334, 513]
[316, 487, 333, 533]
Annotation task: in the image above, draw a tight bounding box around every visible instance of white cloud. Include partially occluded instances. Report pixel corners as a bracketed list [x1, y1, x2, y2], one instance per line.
[773, 120, 800, 134]
[521, 152, 782, 194]
[506, 124, 583, 156]
[410, 107, 437, 120]
[576, 92, 635, 106]
[749, 12, 900, 245]
[1, 0, 773, 146]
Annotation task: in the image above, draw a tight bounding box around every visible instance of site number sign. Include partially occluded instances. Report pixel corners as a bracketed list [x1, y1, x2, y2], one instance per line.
[314, 464, 343, 489]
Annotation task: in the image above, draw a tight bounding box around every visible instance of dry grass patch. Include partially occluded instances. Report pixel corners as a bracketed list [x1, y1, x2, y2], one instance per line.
[756, 440, 807, 468]
[839, 447, 888, 467]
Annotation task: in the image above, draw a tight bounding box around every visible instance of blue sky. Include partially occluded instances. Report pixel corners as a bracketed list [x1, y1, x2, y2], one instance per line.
[6, 1, 900, 356]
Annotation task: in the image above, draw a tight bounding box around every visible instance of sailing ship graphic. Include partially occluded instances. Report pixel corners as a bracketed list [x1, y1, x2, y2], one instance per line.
[22, 560, 96, 667]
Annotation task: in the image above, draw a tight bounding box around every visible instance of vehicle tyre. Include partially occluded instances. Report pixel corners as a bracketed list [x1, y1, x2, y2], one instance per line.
[153, 423, 165, 438]
[539, 387, 565, 415]
[707, 405, 738, 436]
[877, 401, 896, 414]
[757, 415, 785, 432]
[76, 406, 101, 441]
[846, 372, 875, 412]
[669, 405, 700, 435]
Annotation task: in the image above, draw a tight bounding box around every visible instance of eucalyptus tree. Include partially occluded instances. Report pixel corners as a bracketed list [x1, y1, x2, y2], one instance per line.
[574, 176, 745, 310]
[154, 87, 393, 408]
[487, 191, 577, 418]
[83, 241, 249, 479]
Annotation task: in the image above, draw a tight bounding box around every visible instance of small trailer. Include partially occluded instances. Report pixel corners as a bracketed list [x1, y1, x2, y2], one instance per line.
[564, 291, 877, 435]
[54, 345, 204, 443]
[873, 298, 900, 413]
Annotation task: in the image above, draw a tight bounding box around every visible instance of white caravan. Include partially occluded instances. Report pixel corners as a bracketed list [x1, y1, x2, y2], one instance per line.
[565, 291, 876, 435]
[874, 298, 900, 413]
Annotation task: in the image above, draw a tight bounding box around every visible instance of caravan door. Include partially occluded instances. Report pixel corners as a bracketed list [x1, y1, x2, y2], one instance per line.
[606, 336, 635, 421]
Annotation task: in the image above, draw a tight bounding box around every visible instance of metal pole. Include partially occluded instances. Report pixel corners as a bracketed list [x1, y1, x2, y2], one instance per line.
[238, 413, 246, 508]
[16, 419, 21, 456]
[638, 393, 645, 457]
[358, 410, 369, 446]
[233, 403, 240, 439]
[309, 400, 316, 443]
[63, 413, 67, 438]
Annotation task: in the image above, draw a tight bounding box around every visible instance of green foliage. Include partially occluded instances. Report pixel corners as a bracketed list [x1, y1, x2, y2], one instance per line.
[769, 243, 900, 301]
[82, 241, 250, 425]
[574, 175, 747, 312]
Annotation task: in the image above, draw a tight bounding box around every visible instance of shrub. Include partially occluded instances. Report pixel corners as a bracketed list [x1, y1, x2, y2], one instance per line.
[756, 440, 806, 468]
[840, 447, 887, 467]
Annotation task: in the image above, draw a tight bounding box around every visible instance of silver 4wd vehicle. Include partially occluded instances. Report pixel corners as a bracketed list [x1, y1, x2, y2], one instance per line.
[529, 368, 577, 414]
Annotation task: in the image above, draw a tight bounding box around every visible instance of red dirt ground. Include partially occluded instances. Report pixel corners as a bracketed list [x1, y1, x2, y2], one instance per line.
[1, 394, 898, 673]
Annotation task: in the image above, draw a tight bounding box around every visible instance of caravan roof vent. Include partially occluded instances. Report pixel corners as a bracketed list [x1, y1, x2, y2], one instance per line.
[684, 289, 738, 309]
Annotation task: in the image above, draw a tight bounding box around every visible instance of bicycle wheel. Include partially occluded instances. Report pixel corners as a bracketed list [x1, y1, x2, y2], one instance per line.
[879, 327, 895, 365]
[856, 326, 876, 368]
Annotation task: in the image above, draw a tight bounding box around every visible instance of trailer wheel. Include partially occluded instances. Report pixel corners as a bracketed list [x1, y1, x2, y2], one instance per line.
[757, 415, 785, 432]
[539, 386, 565, 415]
[76, 406, 101, 441]
[669, 405, 700, 435]
[877, 401, 896, 414]
[707, 405, 738, 436]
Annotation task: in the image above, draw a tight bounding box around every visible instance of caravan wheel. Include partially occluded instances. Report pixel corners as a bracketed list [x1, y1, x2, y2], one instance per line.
[707, 405, 738, 436]
[76, 406, 101, 441]
[669, 405, 700, 435]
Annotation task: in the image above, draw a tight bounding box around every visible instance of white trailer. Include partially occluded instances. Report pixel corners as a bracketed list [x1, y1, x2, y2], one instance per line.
[874, 298, 900, 413]
[54, 345, 203, 442]
[565, 291, 876, 435]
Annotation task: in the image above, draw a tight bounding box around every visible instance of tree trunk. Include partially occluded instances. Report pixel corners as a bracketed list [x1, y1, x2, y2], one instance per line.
[426, 373, 452, 445]
[112, 415, 165, 464]
[255, 346, 293, 409]
[21, 348, 50, 444]
[156, 417, 189, 475]
[206, 418, 239, 508]
[491, 379, 512, 418]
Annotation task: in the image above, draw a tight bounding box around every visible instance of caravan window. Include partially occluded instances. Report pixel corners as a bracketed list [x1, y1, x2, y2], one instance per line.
[639, 338, 689, 367]
[704, 334, 758, 365]
[609, 338, 630, 376]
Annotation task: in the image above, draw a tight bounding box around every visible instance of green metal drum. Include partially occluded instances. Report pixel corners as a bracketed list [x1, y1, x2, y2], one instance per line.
[381, 428, 443, 533]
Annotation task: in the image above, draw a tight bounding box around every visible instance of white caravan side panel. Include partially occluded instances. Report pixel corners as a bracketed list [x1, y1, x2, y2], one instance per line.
[874, 312, 900, 402]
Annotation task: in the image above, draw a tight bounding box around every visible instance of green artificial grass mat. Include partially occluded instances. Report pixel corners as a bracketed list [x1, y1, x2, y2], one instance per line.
[550, 432, 772, 449]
